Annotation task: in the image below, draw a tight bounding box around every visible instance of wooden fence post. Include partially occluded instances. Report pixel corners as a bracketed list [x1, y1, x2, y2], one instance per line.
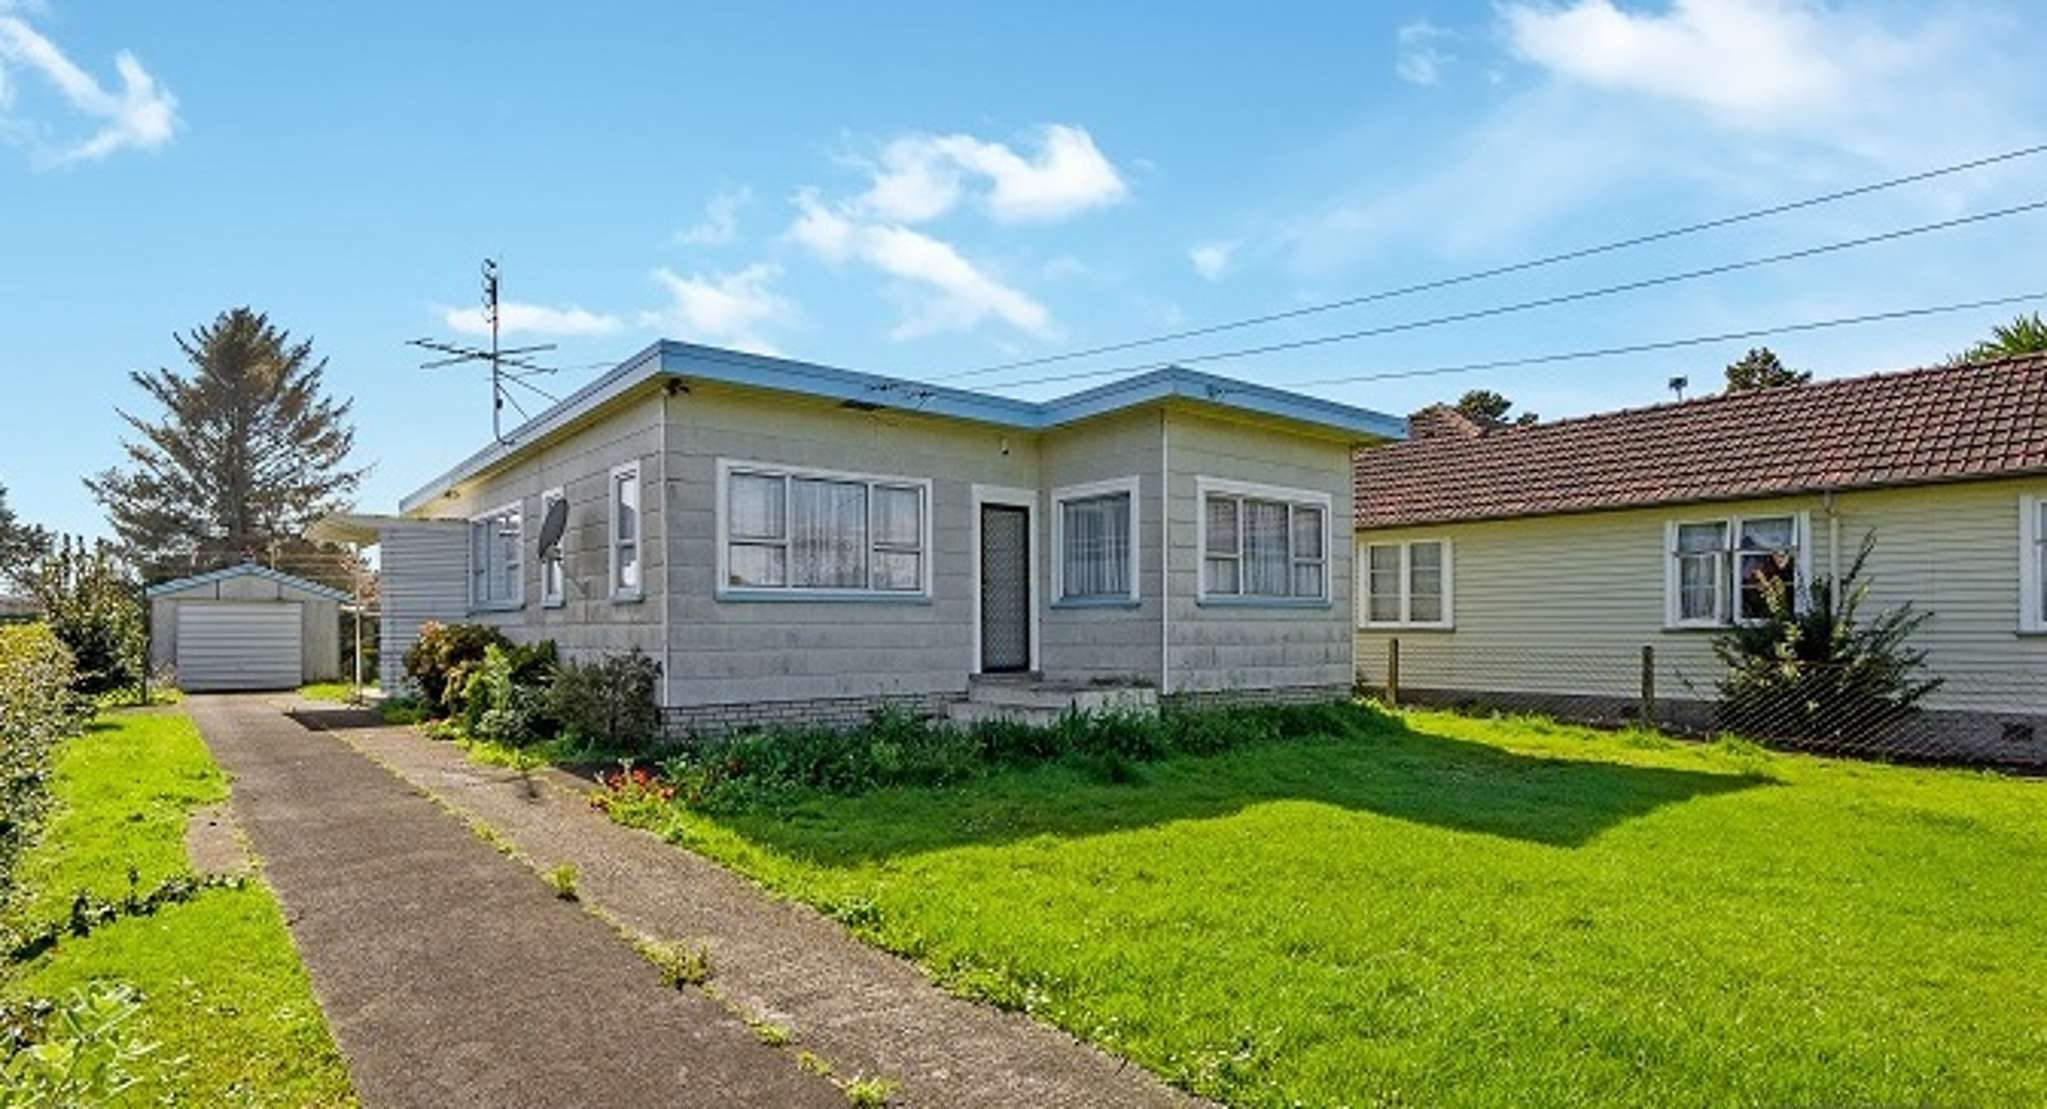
[1640, 645, 1656, 729]
[1387, 637, 1401, 708]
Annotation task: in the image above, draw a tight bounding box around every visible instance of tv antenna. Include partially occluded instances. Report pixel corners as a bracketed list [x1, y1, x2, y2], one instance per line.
[1668, 375, 1690, 401]
[409, 258, 564, 444]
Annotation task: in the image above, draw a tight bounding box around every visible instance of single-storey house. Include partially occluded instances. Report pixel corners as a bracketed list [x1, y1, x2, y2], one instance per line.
[314, 340, 1402, 732]
[1351, 353, 2047, 763]
[147, 562, 349, 691]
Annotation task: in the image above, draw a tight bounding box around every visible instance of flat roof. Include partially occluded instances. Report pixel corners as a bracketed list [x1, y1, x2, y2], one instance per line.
[400, 340, 1405, 513]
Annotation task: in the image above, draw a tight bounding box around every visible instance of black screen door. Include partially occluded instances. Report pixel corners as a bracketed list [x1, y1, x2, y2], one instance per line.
[979, 504, 1031, 672]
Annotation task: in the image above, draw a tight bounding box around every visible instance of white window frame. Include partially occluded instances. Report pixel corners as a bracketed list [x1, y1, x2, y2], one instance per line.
[610, 461, 643, 602]
[1050, 475, 1142, 606]
[467, 500, 524, 612]
[2022, 493, 2046, 634]
[1357, 538, 1453, 629]
[712, 458, 934, 601]
[1194, 477, 1332, 605]
[970, 484, 1041, 673]
[1663, 511, 1811, 629]
[539, 485, 566, 608]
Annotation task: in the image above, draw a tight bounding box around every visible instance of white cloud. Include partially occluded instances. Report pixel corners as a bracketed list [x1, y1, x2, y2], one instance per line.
[674, 187, 752, 246]
[1501, 0, 1855, 121]
[644, 264, 792, 355]
[444, 301, 622, 337]
[788, 191, 1052, 339]
[1189, 241, 1237, 281]
[1396, 20, 1455, 86]
[0, 13, 177, 167]
[855, 124, 1127, 224]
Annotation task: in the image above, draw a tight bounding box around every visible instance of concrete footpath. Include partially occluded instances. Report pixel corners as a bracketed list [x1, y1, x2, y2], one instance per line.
[319, 702, 1195, 1108]
[184, 693, 839, 1109]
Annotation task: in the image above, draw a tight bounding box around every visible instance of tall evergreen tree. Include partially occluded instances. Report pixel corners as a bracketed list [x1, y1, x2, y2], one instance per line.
[0, 482, 50, 592]
[85, 309, 367, 588]
[1723, 347, 1809, 392]
[1451, 389, 1539, 430]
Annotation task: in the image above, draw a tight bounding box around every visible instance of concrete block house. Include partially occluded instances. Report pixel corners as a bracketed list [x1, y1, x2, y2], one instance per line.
[1351, 354, 2047, 763]
[317, 341, 1401, 733]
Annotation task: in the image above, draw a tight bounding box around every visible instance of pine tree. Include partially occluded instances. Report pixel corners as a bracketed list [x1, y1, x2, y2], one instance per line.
[0, 482, 50, 591]
[1451, 389, 1539, 430]
[1723, 347, 1809, 392]
[85, 309, 367, 588]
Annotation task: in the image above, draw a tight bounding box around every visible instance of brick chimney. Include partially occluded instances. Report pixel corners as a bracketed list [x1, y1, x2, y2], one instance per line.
[1405, 404, 1484, 441]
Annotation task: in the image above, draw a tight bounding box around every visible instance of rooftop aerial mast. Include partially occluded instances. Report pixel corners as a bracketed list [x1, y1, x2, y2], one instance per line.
[409, 258, 562, 444]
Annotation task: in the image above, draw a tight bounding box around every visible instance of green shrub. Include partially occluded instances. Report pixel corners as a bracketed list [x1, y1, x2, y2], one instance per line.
[1, 982, 160, 1103]
[401, 621, 509, 715]
[549, 650, 660, 754]
[0, 624, 88, 906]
[464, 641, 559, 745]
[651, 699, 1400, 812]
[23, 539, 145, 699]
[1713, 536, 1942, 745]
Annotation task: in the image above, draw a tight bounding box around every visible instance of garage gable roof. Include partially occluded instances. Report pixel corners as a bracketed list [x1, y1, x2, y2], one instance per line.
[145, 562, 351, 603]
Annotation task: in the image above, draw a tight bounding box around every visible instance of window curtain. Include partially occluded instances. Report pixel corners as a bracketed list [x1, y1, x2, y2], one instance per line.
[1242, 499, 1290, 596]
[1204, 496, 1240, 594]
[1676, 522, 1726, 621]
[871, 485, 922, 591]
[791, 478, 867, 588]
[1292, 506, 1325, 599]
[1367, 545, 1401, 622]
[1063, 494, 1130, 597]
[1407, 540, 1442, 622]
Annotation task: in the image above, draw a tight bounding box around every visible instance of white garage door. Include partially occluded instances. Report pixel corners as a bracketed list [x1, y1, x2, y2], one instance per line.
[175, 603, 302, 691]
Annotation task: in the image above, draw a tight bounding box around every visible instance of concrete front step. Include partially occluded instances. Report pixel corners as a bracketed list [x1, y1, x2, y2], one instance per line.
[944, 700, 1071, 728]
[946, 678, 1159, 727]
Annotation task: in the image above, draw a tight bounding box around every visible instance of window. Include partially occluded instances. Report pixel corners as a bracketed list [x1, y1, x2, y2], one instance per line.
[2024, 494, 2047, 633]
[539, 487, 565, 607]
[1360, 539, 1452, 627]
[1198, 479, 1330, 602]
[717, 461, 930, 597]
[1665, 512, 1805, 628]
[469, 502, 522, 610]
[611, 462, 641, 600]
[1052, 477, 1139, 603]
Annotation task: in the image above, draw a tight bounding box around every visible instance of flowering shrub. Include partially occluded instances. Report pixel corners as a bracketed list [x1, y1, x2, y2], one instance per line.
[588, 765, 676, 823]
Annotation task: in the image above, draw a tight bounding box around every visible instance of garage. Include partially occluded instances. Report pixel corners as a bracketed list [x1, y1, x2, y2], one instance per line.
[147, 563, 349, 692]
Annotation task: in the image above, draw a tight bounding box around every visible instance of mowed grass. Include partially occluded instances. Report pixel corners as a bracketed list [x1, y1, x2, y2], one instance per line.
[618, 709, 2047, 1107]
[299, 681, 376, 703]
[3, 710, 356, 1106]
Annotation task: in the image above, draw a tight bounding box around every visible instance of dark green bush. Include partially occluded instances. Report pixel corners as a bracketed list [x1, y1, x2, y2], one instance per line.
[549, 650, 661, 754]
[1713, 536, 1942, 745]
[401, 621, 509, 715]
[0, 624, 89, 906]
[464, 640, 559, 745]
[23, 540, 144, 698]
[660, 699, 1399, 811]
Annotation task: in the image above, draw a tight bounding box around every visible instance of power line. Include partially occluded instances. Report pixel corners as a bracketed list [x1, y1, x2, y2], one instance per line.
[934, 142, 2047, 383]
[1253, 291, 2045, 392]
[969, 199, 2047, 393]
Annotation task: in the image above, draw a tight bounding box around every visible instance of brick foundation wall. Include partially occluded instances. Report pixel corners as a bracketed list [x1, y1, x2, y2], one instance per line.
[660, 690, 954, 738]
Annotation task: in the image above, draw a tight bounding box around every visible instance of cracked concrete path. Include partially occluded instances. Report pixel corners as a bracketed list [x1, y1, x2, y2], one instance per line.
[315, 704, 1199, 1109]
[184, 693, 839, 1109]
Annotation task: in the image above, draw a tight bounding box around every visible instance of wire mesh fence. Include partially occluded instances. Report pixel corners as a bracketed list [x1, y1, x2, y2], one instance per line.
[1357, 638, 2047, 770]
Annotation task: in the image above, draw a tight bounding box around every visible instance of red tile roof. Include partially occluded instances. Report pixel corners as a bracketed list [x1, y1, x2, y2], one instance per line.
[1354, 354, 2047, 528]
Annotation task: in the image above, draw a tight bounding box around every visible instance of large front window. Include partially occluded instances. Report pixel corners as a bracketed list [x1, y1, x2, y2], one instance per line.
[1360, 539, 1450, 627]
[1667, 513, 1802, 627]
[469, 503, 522, 610]
[1053, 478, 1139, 603]
[1199, 480, 1329, 602]
[720, 462, 929, 596]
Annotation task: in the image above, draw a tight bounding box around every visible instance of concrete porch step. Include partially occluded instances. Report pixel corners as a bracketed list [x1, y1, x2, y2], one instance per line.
[945, 676, 1159, 727]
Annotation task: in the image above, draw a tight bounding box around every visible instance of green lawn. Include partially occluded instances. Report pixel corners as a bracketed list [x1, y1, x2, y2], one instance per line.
[609, 709, 2047, 1107]
[299, 681, 376, 703]
[3, 710, 356, 1105]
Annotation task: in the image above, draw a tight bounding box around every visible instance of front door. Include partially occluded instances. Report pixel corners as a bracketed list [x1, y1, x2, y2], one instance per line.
[979, 504, 1031, 673]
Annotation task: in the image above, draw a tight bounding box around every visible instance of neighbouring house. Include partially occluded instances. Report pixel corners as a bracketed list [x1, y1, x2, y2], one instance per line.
[147, 562, 349, 691]
[1352, 354, 2047, 764]
[312, 340, 1401, 732]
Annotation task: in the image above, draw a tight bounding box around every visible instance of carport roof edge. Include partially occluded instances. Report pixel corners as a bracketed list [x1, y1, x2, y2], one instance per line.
[145, 562, 352, 603]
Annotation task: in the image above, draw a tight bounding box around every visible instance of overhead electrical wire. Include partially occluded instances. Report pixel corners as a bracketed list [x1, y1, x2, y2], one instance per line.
[1254, 291, 2047, 391]
[931, 142, 2047, 383]
[964, 199, 2047, 393]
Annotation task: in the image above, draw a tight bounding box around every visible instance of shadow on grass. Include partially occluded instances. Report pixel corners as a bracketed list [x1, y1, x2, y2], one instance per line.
[713, 721, 1768, 865]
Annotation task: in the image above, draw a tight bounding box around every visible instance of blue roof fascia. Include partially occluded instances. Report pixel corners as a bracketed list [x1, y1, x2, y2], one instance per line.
[145, 562, 352, 602]
[401, 340, 1405, 512]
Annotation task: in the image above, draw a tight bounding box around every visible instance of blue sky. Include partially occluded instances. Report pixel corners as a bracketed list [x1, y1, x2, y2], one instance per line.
[2, 1, 2043, 540]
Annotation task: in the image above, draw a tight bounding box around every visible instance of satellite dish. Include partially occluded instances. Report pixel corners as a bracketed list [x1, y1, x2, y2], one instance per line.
[537, 497, 569, 556]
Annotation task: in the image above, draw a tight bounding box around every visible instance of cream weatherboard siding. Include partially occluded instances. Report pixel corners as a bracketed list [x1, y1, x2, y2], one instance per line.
[1168, 410, 1353, 694]
[375, 520, 470, 693]
[1354, 479, 2047, 714]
